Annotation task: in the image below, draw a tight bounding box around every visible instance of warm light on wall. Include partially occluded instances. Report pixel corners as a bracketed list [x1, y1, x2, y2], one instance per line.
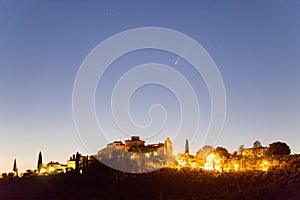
[145, 153, 150, 158]
[261, 160, 269, 171]
[49, 167, 54, 172]
[234, 163, 239, 171]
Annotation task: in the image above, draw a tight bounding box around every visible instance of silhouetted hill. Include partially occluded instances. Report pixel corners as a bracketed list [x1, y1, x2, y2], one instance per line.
[0, 161, 299, 200]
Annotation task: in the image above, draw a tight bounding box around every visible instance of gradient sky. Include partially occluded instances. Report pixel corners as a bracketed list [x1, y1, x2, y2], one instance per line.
[0, 1, 300, 173]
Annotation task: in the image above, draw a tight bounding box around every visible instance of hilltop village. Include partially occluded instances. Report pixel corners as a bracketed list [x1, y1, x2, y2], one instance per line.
[2, 136, 298, 178]
[1, 136, 299, 199]
[98, 136, 295, 173]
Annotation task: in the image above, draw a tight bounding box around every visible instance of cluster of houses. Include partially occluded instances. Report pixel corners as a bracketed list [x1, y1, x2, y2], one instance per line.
[173, 145, 270, 172]
[2, 137, 283, 178]
[19, 153, 96, 177]
[37, 137, 271, 174]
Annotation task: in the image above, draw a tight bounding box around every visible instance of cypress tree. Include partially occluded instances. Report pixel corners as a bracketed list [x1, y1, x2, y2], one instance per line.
[37, 151, 43, 172]
[75, 152, 80, 174]
[185, 139, 189, 154]
[13, 159, 18, 176]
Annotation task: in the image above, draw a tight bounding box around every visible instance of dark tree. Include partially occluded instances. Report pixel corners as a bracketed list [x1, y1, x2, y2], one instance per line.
[81, 156, 88, 174]
[238, 145, 244, 154]
[185, 139, 189, 154]
[232, 151, 238, 158]
[215, 146, 230, 159]
[85, 156, 89, 172]
[8, 172, 14, 177]
[75, 152, 80, 174]
[37, 151, 43, 172]
[267, 141, 291, 156]
[215, 146, 230, 171]
[1, 172, 7, 178]
[253, 140, 262, 148]
[13, 159, 18, 176]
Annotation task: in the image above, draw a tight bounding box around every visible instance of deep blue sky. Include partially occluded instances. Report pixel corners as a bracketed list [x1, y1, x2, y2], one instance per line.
[0, 1, 299, 172]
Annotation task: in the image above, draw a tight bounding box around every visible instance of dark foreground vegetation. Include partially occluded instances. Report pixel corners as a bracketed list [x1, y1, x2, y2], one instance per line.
[0, 160, 299, 200]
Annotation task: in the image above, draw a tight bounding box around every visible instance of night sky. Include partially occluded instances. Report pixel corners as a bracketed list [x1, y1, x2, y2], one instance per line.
[1, 1, 300, 173]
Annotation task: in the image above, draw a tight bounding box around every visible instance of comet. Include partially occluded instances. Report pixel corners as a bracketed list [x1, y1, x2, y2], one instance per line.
[174, 56, 181, 65]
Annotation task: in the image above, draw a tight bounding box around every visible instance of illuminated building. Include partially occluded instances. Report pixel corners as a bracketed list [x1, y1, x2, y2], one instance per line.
[107, 136, 167, 154]
[39, 161, 67, 174]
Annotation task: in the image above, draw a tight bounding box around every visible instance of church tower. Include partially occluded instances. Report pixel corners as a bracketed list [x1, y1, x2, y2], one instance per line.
[164, 138, 173, 156]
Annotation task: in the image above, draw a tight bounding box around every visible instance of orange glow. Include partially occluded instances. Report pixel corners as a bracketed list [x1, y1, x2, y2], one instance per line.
[145, 153, 150, 158]
[202, 153, 222, 171]
[234, 163, 239, 171]
[261, 160, 269, 171]
[170, 151, 274, 172]
[49, 167, 54, 172]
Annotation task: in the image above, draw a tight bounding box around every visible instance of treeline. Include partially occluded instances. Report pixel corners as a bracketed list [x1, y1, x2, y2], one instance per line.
[1, 156, 299, 199]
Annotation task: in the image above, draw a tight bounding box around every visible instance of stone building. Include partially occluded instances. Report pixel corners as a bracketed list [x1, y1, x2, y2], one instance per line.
[108, 136, 168, 154]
